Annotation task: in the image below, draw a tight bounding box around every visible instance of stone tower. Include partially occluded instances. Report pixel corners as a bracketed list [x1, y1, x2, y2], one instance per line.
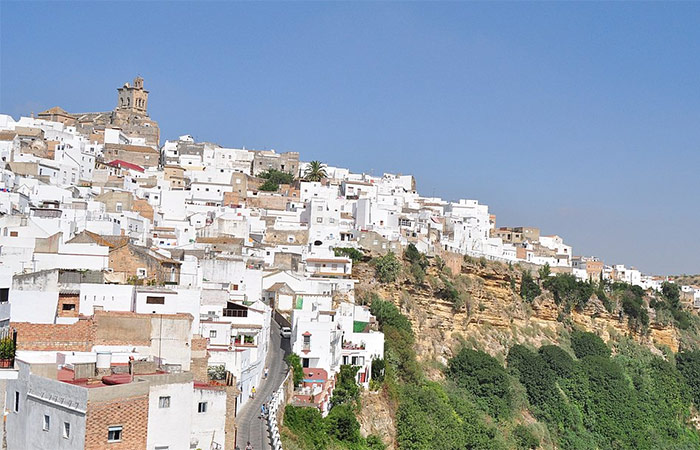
[116, 76, 149, 115]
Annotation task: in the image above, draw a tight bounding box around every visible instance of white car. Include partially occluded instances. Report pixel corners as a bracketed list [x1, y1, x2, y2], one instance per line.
[280, 327, 291, 338]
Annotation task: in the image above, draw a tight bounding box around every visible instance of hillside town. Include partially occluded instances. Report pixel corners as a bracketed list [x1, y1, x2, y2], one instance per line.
[0, 77, 698, 450]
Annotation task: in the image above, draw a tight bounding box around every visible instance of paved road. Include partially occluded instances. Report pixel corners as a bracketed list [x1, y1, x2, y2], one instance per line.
[236, 319, 290, 450]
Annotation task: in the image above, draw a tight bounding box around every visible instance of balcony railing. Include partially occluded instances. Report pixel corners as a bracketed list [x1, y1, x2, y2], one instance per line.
[222, 309, 248, 318]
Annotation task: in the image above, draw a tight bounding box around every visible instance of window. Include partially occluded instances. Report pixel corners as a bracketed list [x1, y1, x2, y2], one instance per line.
[14, 391, 19, 412]
[63, 422, 70, 439]
[146, 296, 165, 305]
[62, 303, 76, 311]
[209, 330, 217, 339]
[43, 414, 50, 431]
[0, 288, 8, 303]
[107, 426, 122, 442]
[9, 231, 18, 237]
[115, 202, 123, 213]
[158, 396, 171, 408]
[316, 217, 323, 224]
[198, 401, 208, 413]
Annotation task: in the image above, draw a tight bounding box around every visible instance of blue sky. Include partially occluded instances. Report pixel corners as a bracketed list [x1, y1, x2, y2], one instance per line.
[2, 2, 699, 275]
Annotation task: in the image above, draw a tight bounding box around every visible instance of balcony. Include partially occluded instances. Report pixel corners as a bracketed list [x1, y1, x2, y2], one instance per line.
[222, 309, 248, 318]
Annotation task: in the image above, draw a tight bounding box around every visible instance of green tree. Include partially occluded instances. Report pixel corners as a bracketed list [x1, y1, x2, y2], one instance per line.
[676, 350, 700, 406]
[446, 348, 513, 418]
[286, 353, 304, 387]
[331, 365, 360, 407]
[334, 247, 364, 263]
[325, 404, 362, 443]
[520, 271, 541, 303]
[303, 160, 328, 182]
[570, 330, 610, 359]
[373, 252, 401, 283]
[513, 424, 539, 450]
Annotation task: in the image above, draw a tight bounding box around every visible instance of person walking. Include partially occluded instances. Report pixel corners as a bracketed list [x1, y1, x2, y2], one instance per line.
[245, 441, 253, 450]
[251, 386, 256, 399]
[264, 366, 269, 379]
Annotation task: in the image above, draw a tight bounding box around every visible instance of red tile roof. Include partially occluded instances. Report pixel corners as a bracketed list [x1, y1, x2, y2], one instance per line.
[107, 159, 145, 173]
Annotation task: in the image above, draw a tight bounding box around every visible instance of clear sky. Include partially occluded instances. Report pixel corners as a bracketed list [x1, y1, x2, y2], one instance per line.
[2, 2, 699, 275]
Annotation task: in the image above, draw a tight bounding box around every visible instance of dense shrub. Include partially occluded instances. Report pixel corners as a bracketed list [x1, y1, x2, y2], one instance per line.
[372, 252, 401, 283]
[676, 350, 700, 406]
[520, 271, 541, 302]
[326, 404, 362, 443]
[334, 247, 365, 263]
[513, 424, 539, 450]
[447, 348, 512, 418]
[570, 330, 611, 359]
[286, 353, 304, 387]
[538, 345, 575, 378]
[543, 273, 594, 310]
[331, 365, 360, 407]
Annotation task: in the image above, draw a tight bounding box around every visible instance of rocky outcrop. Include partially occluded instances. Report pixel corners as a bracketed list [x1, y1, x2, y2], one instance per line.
[357, 390, 396, 449]
[355, 256, 681, 364]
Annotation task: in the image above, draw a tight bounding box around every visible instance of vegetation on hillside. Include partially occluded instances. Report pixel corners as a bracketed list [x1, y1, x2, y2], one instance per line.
[259, 169, 295, 191]
[285, 246, 700, 449]
[370, 294, 700, 449]
[282, 363, 385, 450]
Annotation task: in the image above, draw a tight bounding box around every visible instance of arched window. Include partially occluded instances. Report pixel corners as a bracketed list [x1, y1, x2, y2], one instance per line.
[127, 98, 130, 106]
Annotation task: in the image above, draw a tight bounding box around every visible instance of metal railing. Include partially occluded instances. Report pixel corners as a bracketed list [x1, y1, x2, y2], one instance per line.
[222, 309, 248, 318]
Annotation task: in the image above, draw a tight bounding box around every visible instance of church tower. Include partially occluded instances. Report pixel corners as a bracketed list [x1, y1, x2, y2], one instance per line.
[116, 76, 149, 115]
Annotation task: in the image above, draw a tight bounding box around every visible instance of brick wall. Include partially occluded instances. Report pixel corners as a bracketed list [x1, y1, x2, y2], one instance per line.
[190, 335, 209, 381]
[57, 293, 80, 318]
[11, 318, 94, 351]
[85, 394, 149, 450]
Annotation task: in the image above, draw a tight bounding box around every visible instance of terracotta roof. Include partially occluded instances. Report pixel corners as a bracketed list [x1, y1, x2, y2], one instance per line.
[38, 106, 71, 116]
[107, 159, 145, 173]
[104, 143, 159, 154]
[0, 131, 17, 141]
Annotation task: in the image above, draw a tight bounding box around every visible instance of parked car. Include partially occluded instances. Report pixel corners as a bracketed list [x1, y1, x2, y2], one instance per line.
[280, 327, 291, 338]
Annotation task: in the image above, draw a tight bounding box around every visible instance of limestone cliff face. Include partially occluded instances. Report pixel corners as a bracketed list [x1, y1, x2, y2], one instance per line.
[355, 257, 680, 369]
[357, 390, 397, 448]
[353, 256, 684, 448]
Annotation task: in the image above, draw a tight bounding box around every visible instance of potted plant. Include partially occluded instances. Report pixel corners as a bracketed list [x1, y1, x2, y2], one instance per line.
[0, 337, 15, 368]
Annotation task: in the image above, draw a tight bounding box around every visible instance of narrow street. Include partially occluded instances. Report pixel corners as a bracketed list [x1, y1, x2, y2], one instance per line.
[236, 319, 290, 450]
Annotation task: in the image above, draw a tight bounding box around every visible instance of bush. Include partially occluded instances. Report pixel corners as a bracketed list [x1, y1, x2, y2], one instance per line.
[513, 424, 539, 450]
[286, 353, 304, 387]
[410, 262, 425, 284]
[334, 247, 364, 263]
[543, 273, 594, 310]
[207, 364, 226, 381]
[259, 168, 295, 184]
[331, 365, 360, 407]
[371, 358, 386, 383]
[520, 271, 541, 303]
[570, 330, 610, 359]
[284, 405, 329, 449]
[538, 345, 575, 378]
[404, 243, 422, 264]
[446, 348, 512, 418]
[259, 179, 279, 191]
[325, 404, 362, 443]
[676, 350, 700, 406]
[372, 252, 401, 283]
